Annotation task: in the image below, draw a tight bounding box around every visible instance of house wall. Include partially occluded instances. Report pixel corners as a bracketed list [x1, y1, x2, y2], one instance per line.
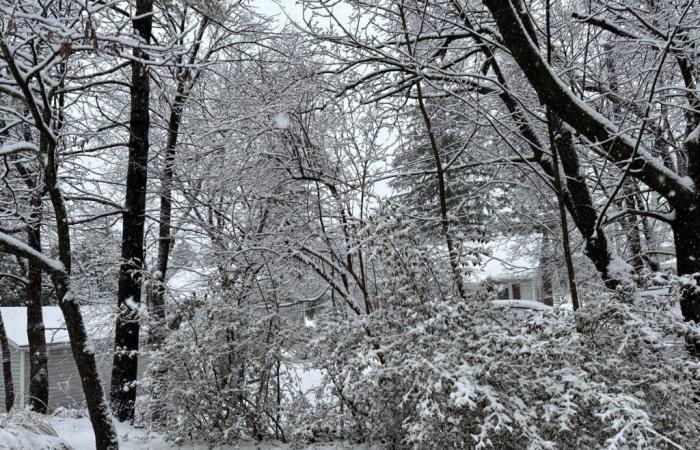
[46, 344, 148, 410]
[0, 343, 149, 411]
[0, 346, 24, 409]
[517, 280, 537, 300]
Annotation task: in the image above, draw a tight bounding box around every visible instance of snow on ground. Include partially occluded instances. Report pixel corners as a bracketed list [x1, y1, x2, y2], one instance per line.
[51, 416, 374, 450]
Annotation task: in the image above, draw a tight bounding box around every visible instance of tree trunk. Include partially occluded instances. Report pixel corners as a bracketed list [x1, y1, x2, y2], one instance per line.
[538, 234, 555, 306]
[15, 162, 50, 413]
[551, 117, 621, 289]
[622, 182, 645, 275]
[0, 310, 14, 412]
[27, 220, 48, 413]
[672, 205, 700, 353]
[54, 275, 119, 450]
[414, 80, 466, 299]
[110, 0, 153, 422]
[149, 82, 185, 348]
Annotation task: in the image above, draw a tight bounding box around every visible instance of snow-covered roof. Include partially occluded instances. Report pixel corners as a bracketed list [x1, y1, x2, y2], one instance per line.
[0, 306, 114, 349]
[475, 237, 539, 282]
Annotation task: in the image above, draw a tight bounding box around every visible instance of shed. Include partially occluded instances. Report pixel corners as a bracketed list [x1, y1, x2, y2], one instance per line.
[0, 306, 146, 411]
[476, 238, 542, 302]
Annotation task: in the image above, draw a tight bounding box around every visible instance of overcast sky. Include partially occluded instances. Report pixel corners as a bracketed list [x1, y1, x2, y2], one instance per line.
[255, 0, 306, 27]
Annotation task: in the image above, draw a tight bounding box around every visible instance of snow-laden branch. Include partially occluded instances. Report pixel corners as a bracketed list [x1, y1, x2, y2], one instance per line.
[0, 231, 65, 274]
[0, 142, 40, 157]
[483, 0, 695, 207]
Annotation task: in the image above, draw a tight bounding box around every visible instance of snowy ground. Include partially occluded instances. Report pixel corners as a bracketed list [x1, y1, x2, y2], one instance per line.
[50, 416, 372, 450]
[3, 363, 360, 450]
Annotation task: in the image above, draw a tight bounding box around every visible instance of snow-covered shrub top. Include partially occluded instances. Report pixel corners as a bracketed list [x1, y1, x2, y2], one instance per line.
[308, 289, 700, 450]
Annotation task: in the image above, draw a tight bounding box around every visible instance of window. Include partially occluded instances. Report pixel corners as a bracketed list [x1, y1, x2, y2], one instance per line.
[512, 283, 521, 300]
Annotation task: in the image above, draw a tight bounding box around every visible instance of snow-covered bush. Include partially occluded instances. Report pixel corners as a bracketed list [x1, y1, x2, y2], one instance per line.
[142, 288, 309, 444]
[308, 288, 700, 449]
[297, 213, 700, 449]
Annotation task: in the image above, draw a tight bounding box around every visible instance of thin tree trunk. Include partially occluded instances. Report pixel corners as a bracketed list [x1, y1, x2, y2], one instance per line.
[111, 0, 154, 423]
[27, 220, 48, 413]
[547, 113, 579, 311]
[397, 4, 465, 299]
[149, 82, 184, 348]
[150, 15, 209, 346]
[538, 233, 555, 306]
[621, 182, 645, 275]
[0, 310, 14, 412]
[15, 159, 49, 413]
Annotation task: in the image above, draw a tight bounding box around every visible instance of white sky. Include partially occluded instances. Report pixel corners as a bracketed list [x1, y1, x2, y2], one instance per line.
[255, 0, 306, 27]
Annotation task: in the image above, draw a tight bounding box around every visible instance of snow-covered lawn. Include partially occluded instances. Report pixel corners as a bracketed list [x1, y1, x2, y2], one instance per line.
[50, 416, 372, 450]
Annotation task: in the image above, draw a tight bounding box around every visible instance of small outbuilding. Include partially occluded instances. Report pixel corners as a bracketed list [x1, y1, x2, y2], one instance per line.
[0, 306, 145, 411]
[476, 238, 544, 303]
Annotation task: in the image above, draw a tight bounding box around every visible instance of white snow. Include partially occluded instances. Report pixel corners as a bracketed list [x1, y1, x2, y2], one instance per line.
[50, 416, 375, 450]
[166, 267, 212, 294]
[607, 255, 634, 281]
[0, 410, 71, 450]
[0, 142, 40, 156]
[489, 299, 552, 311]
[272, 112, 290, 129]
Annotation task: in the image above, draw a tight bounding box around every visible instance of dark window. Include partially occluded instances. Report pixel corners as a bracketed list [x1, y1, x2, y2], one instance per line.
[512, 283, 521, 299]
[497, 286, 509, 299]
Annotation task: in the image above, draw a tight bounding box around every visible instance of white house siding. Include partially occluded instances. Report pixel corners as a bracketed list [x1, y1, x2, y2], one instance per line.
[517, 280, 537, 300]
[47, 345, 87, 409]
[0, 343, 148, 411]
[46, 345, 147, 410]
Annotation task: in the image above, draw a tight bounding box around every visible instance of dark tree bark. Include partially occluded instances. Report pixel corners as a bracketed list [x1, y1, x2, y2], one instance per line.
[675, 132, 700, 334]
[111, 0, 154, 422]
[551, 119, 620, 289]
[149, 15, 210, 347]
[17, 162, 50, 413]
[547, 114, 580, 310]
[400, 5, 466, 298]
[538, 234, 555, 306]
[26, 217, 48, 413]
[148, 88, 181, 348]
[14, 131, 50, 413]
[0, 310, 14, 412]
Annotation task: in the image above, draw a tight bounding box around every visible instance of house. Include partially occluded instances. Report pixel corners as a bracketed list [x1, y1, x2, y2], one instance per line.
[0, 306, 147, 411]
[474, 238, 552, 305]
